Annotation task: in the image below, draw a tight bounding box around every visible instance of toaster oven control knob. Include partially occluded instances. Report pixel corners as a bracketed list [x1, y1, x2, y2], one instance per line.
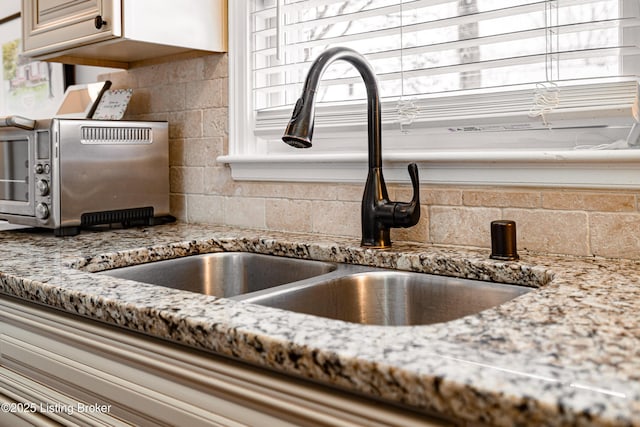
[36, 203, 49, 220]
[37, 179, 50, 196]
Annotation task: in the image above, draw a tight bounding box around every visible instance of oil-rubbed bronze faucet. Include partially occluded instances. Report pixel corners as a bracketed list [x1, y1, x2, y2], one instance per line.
[283, 47, 420, 248]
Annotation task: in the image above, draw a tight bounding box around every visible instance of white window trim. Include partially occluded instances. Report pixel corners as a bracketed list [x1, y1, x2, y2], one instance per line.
[219, 0, 640, 189]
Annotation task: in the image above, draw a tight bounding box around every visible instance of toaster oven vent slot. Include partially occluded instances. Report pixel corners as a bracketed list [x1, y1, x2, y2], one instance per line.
[81, 127, 152, 144]
[81, 207, 155, 227]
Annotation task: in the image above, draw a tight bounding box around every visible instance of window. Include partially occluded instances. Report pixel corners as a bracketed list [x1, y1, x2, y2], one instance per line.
[221, 0, 640, 188]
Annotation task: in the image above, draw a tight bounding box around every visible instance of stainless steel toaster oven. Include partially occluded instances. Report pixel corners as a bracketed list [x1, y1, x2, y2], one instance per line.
[0, 118, 170, 236]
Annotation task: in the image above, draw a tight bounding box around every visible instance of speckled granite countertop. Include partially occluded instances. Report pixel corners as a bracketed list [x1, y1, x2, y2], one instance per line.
[0, 223, 638, 426]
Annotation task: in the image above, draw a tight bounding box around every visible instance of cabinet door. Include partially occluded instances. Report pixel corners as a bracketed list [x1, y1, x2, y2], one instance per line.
[0, 297, 453, 427]
[22, 0, 120, 56]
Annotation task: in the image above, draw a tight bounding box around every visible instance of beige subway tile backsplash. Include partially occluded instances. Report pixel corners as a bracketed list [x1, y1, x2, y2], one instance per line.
[312, 200, 360, 238]
[336, 184, 366, 202]
[134, 63, 169, 87]
[107, 54, 640, 259]
[542, 191, 636, 212]
[169, 194, 186, 221]
[423, 187, 463, 206]
[203, 54, 228, 79]
[590, 213, 640, 259]
[149, 83, 186, 113]
[396, 186, 462, 207]
[503, 208, 589, 256]
[183, 138, 209, 167]
[224, 197, 266, 228]
[186, 79, 225, 109]
[168, 139, 184, 166]
[125, 87, 151, 116]
[168, 110, 204, 139]
[429, 206, 501, 247]
[463, 189, 540, 208]
[203, 107, 228, 138]
[266, 199, 312, 233]
[203, 166, 235, 196]
[170, 167, 204, 194]
[187, 194, 224, 224]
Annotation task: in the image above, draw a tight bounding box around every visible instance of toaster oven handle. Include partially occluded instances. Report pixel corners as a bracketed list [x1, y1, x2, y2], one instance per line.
[0, 115, 35, 130]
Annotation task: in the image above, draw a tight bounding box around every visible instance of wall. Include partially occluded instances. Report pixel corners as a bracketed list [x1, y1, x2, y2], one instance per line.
[104, 53, 640, 260]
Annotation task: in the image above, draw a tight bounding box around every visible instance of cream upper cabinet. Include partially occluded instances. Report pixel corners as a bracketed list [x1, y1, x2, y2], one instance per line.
[23, 0, 114, 54]
[22, 0, 227, 68]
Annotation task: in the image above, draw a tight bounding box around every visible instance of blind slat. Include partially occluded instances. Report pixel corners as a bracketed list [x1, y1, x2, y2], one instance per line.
[254, 17, 640, 78]
[253, 0, 604, 41]
[254, 46, 639, 96]
[253, 0, 453, 19]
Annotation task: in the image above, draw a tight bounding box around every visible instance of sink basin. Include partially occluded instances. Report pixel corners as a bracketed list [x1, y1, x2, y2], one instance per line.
[99, 252, 336, 297]
[240, 270, 532, 326]
[98, 251, 533, 326]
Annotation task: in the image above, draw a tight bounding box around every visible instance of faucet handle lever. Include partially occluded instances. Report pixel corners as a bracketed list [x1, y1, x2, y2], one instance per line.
[392, 163, 421, 227]
[407, 163, 419, 195]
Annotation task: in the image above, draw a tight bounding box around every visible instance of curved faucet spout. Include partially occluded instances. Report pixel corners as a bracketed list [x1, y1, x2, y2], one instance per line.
[283, 47, 382, 169]
[283, 47, 420, 248]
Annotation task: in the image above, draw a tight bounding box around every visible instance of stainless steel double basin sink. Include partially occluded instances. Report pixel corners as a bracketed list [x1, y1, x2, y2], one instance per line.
[99, 252, 532, 326]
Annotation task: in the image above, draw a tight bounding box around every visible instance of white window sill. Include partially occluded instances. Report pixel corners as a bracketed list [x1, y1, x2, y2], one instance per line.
[218, 150, 640, 188]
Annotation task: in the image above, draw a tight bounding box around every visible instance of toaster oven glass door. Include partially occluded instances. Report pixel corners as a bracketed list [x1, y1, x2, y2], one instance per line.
[0, 138, 30, 202]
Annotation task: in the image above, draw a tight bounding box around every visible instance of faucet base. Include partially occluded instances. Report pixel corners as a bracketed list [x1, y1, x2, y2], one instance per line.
[361, 229, 392, 249]
[361, 243, 392, 249]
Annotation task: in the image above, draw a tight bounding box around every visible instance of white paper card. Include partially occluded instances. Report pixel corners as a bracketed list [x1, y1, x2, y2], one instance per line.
[92, 89, 133, 120]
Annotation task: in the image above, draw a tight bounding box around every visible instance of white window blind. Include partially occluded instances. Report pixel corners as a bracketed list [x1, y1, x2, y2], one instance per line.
[252, 0, 638, 134]
[222, 0, 640, 188]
